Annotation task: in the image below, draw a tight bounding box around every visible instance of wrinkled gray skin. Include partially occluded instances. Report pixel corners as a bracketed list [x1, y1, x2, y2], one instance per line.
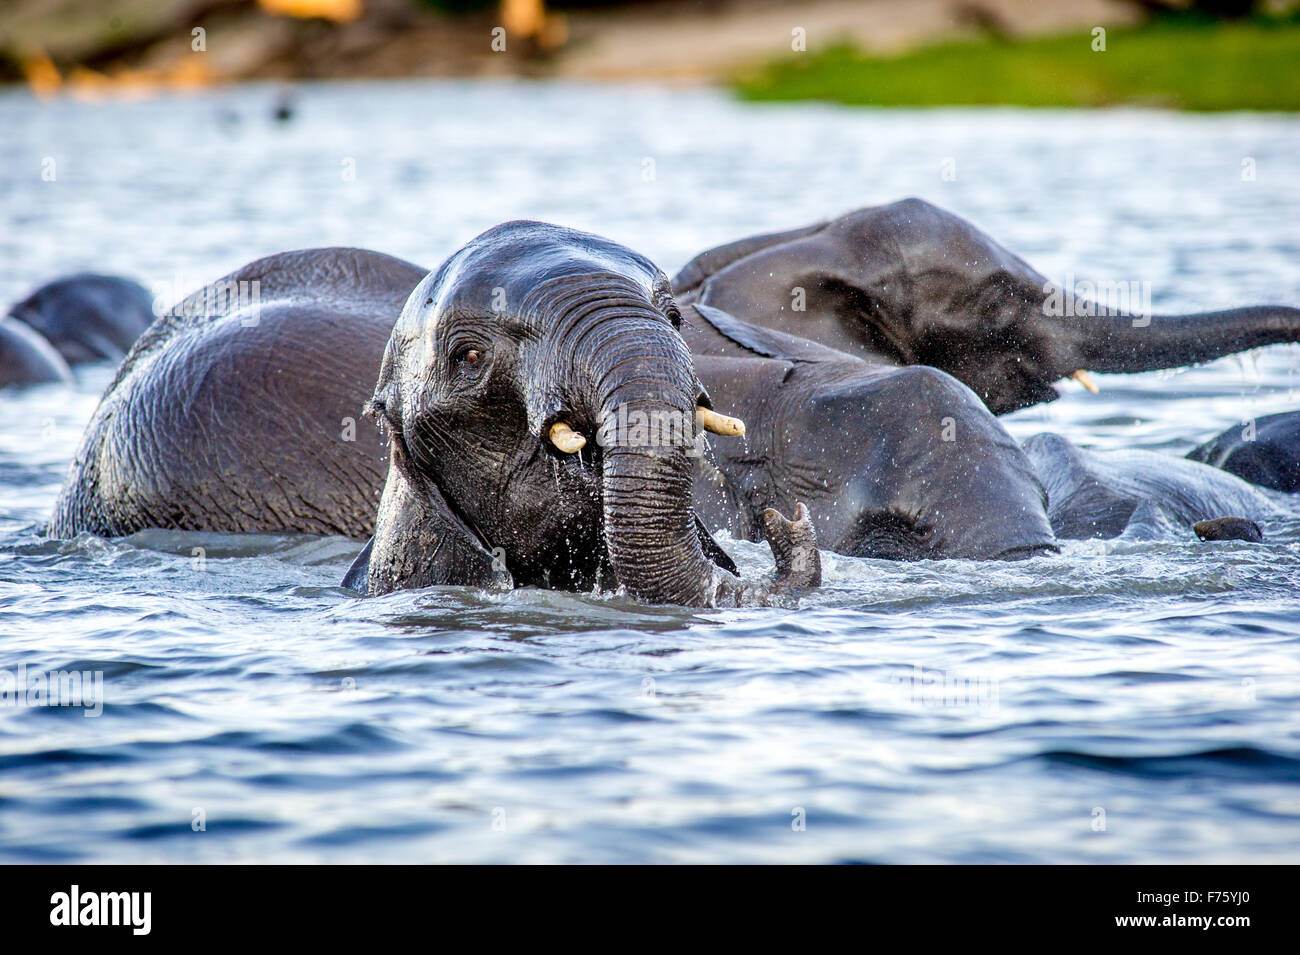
[676, 198, 1300, 416]
[348, 221, 819, 607]
[682, 303, 1054, 559]
[1023, 433, 1285, 540]
[0, 316, 72, 387]
[1188, 411, 1300, 494]
[51, 202, 1300, 595]
[49, 251, 410, 538]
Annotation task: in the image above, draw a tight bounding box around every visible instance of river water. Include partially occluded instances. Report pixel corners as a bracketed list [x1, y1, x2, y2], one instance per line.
[1, 81, 1299, 863]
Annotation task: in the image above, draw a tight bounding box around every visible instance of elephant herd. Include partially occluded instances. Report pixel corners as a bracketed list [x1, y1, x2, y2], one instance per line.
[5, 199, 1299, 607]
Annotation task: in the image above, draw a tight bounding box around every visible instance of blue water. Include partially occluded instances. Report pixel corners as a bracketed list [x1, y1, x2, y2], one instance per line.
[2, 82, 1299, 863]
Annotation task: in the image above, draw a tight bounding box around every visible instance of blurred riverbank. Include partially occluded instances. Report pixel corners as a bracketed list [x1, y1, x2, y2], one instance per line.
[1, 0, 1141, 93]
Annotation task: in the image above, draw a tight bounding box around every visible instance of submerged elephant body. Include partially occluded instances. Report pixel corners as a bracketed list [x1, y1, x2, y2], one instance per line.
[683, 303, 1056, 561]
[1188, 411, 1300, 494]
[2, 274, 155, 387]
[1022, 433, 1284, 541]
[0, 316, 72, 387]
[8, 273, 156, 365]
[47, 202, 1300, 604]
[48, 250, 415, 539]
[51, 241, 1057, 573]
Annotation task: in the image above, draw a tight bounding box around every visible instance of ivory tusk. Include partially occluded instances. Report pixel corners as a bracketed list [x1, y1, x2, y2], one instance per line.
[696, 406, 746, 437]
[1070, 370, 1100, 394]
[548, 421, 586, 453]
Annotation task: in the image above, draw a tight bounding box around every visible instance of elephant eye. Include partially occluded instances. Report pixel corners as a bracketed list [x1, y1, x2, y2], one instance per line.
[453, 346, 483, 367]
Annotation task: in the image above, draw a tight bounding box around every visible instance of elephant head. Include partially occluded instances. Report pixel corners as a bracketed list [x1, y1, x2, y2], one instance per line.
[348, 221, 819, 607]
[674, 199, 1300, 415]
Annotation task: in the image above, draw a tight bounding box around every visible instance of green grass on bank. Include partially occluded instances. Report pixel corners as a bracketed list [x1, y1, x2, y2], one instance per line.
[734, 18, 1300, 111]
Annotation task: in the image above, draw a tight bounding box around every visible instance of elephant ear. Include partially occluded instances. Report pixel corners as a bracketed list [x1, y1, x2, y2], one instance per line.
[695, 512, 738, 575]
[342, 537, 374, 593]
[672, 221, 828, 296]
[691, 303, 850, 365]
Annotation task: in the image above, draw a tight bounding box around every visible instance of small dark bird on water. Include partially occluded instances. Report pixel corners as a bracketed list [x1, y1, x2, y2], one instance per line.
[273, 89, 296, 123]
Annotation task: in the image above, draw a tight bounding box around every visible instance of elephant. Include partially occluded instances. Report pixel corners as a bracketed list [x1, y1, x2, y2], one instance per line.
[1187, 411, 1300, 494]
[673, 198, 1300, 416]
[1021, 432, 1285, 541]
[49, 236, 1057, 569]
[1, 273, 154, 387]
[0, 316, 72, 387]
[47, 203, 1300, 601]
[48, 249, 410, 539]
[8, 273, 156, 365]
[680, 302, 1056, 560]
[344, 220, 820, 607]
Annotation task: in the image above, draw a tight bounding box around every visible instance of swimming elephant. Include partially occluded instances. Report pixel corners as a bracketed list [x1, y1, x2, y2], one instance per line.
[1187, 411, 1300, 494]
[1022, 432, 1284, 540]
[0, 316, 73, 387]
[674, 198, 1300, 415]
[49, 203, 1299, 596]
[48, 250, 412, 538]
[346, 221, 820, 607]
[682, 302, 1056, 560]
[8, 273, 156, 365]
[51, 234, 1056, 570]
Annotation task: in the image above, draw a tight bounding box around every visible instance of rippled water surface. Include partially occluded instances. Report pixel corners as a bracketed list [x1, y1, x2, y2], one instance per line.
[2, 83, 1299, 863]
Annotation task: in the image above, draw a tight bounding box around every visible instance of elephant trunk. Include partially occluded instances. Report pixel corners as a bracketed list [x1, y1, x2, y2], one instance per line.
[562, 303, 721, 606]
[603, 439, 717, 606]
[1072, 305, 1300, 374]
